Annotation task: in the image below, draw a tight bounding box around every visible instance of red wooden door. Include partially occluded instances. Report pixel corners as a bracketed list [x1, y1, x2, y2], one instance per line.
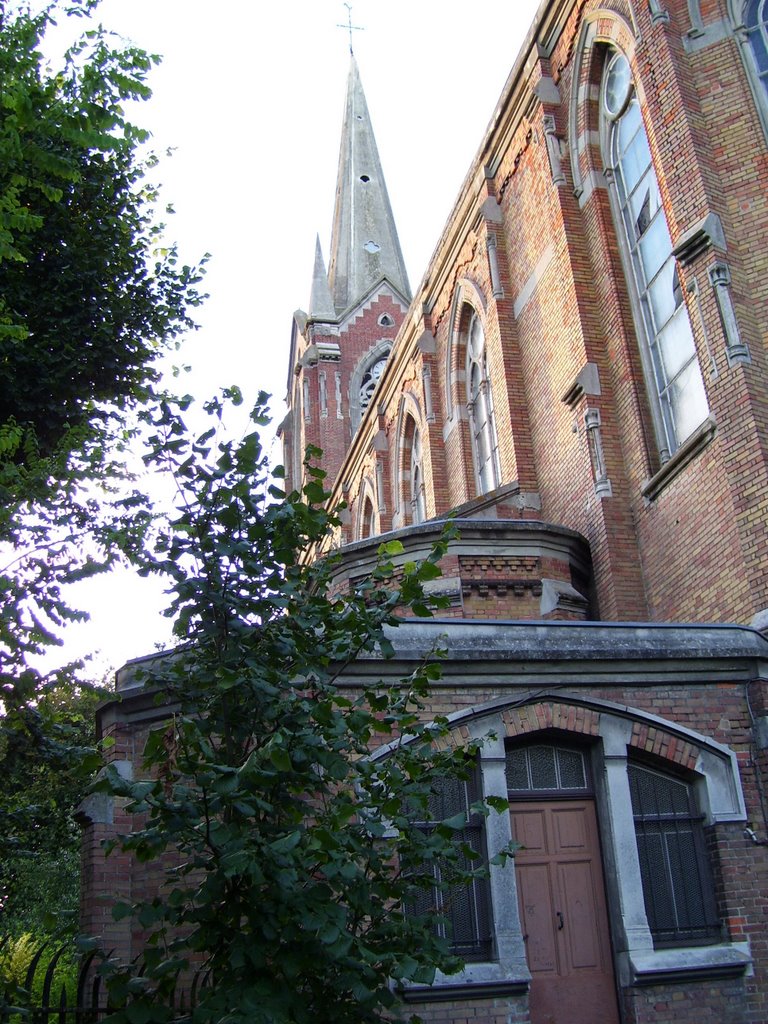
[510, 799, 619, 1024]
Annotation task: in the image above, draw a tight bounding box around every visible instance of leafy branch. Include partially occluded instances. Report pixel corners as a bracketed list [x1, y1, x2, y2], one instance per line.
[88, 392, 503, 1024]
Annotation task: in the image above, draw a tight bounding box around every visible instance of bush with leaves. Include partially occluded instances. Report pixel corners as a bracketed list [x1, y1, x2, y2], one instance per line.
[89, 391, 511, 1024]
[0, 932, 78, 1008]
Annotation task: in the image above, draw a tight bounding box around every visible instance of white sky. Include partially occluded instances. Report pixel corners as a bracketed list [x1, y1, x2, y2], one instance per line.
[44, 0, 541, 679]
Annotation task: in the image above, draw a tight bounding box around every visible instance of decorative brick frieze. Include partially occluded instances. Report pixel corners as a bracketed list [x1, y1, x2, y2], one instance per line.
[461, 577, 543, 598]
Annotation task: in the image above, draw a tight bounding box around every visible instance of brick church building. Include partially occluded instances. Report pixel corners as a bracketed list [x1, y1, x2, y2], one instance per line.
[85, 1, 768, 1022]
[277, 0, 768, 1020]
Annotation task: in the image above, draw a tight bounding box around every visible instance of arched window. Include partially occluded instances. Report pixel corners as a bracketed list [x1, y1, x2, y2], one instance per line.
[394, 403, 426, 530]
[745, 0, 768, 93]
[359, 355, 388, 415]
[410, 427, 426, 524]
[466, 313, 500, 494]
[350, 343, 392, 431]
[360, 494, 375, 539]
[602, 51, 709, 461]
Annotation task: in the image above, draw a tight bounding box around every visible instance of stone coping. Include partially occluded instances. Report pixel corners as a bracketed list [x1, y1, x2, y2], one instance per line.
[369, 618, 768, 663]
[112, 619, 768, 700]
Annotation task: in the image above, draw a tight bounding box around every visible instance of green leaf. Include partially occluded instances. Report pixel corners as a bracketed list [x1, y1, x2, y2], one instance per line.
[270, 830, 302, 854]
[417, 560, 442, 582]
[379, 636, 396, 659]
[441, 812, 468, 830]
[485, 794, 510, 813]
[379, 539, 404, 556]
[269, 747, 292, 772]
[112, 901, 133, 922]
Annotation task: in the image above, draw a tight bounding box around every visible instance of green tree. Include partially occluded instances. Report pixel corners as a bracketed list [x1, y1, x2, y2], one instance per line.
[0, 682, 102, 937]
[0, 0, 203, 939]
[91, 392, 510, 1024]
[0, 0, 206, 470]
[0, 0, 205, 710]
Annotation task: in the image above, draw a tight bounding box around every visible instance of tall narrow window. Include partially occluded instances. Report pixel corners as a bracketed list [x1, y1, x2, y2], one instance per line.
[360, 495, 375, 539]
[603, 52, 708, 461]
[410, 426, 426, 524]
[409, 766, 493, 962]
[628, 763, 720, 946]
[466, 313, 500, 494]
[746, 1, 768, 93]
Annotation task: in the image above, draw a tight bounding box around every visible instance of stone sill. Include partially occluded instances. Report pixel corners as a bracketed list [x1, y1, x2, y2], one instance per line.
[641, 415, 716, 501]
[400, 977, 529, 1004]
[399, 959, 530, 1004]
[628, 942, 751, 986]
[400, 943, 749, 1002]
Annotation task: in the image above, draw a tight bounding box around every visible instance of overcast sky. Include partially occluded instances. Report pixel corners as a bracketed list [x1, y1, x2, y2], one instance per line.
[46, 0, 542, 678]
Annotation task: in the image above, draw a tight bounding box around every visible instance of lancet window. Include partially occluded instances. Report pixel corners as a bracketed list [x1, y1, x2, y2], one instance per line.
[466, 313, 500, 494]
[602, 51, 708, 461]
[410, 426, 426, 524]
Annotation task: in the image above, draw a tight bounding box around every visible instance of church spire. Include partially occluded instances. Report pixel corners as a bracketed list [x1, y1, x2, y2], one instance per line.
[327, 56, 411, 315]
[308, 235, 336, 320]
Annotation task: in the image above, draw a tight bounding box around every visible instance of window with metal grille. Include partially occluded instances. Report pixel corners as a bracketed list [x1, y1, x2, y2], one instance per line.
[409, 766, 494, 962]
[628, 763, 720, 946]
[506, 743, 590, 795]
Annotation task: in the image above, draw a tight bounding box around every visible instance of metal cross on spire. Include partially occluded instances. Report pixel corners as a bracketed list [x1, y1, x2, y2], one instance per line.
[337, 3, 364, 55]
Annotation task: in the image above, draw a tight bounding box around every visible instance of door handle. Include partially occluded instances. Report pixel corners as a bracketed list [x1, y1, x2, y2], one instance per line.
[556, 911, 564, 931]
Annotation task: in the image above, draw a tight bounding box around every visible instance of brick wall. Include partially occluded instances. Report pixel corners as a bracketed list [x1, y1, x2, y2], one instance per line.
[85, 638, 768, 1021]
[402, 994, 531, 1024]
[312, 0, 768, 629]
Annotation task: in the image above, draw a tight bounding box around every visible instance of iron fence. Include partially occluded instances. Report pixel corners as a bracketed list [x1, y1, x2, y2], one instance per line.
[0, 938, 209, 1023]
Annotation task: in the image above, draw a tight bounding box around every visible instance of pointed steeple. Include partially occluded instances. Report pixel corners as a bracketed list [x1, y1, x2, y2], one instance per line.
[327, 57, 411, 314]
[308, 235, 336, 320]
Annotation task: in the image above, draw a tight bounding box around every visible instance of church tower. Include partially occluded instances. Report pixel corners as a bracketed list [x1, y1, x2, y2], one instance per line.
[280, 57, 411, 496]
